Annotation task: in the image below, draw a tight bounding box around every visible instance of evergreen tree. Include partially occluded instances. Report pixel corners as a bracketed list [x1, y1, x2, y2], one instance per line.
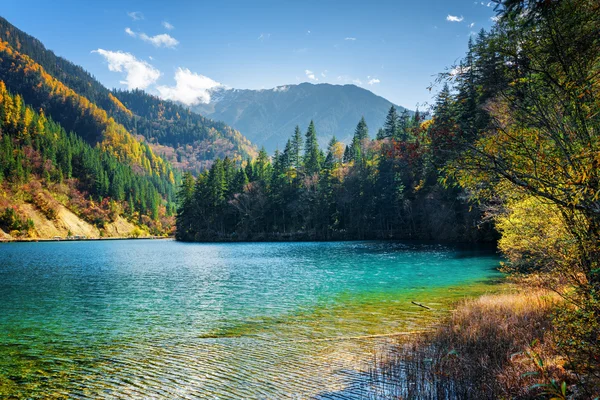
[350, 117, 369, 163]
[303, 121, 321, 175]
[254, 147, 271, 184]
[354, 116, 369, 141]
[290, 125, 303, 169]
[383, 106, 399, 139]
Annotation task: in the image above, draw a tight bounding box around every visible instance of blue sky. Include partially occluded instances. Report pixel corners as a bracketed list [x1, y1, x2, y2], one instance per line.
[2, 0, 498, 109]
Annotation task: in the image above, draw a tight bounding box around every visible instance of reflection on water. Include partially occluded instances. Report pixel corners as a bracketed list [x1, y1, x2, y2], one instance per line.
[0, 240, 501, 398]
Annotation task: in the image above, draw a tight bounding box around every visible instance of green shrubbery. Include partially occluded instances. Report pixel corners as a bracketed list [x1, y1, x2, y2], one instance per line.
[0, 207, 33, 236]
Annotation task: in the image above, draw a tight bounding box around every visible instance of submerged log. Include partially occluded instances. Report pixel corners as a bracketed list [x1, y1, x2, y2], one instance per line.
[411, 301, 432, 310]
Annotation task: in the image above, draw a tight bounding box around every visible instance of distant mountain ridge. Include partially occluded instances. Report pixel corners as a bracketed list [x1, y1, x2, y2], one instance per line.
[193, 83, 412, 152]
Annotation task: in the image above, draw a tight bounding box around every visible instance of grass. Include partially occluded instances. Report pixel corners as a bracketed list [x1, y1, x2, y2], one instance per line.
[366, 290, 577, 399]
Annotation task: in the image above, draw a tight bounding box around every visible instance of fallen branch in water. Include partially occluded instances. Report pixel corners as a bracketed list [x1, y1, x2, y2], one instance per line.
[411, 301, 432, 310]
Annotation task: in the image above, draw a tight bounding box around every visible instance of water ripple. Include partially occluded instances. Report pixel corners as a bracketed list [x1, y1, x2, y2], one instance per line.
[0, 240, 500, 398]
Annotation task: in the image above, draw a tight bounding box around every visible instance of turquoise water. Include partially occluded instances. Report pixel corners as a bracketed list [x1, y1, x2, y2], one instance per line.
[0, 240, 501, 398]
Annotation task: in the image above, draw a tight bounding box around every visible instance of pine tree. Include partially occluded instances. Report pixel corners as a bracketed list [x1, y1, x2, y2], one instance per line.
[303, 121, 321, 175]
[324, 136, 340, 168]
[454, 36, 478, 142]
[254, 147, 271, 183]
[244, 158, 254, 182]
[383, 106, 399, 139]
[354, 116, 369, 141]
[290, 125, 303, 169]
[234, 167, 249, 193]
[350, 117, 369, 162]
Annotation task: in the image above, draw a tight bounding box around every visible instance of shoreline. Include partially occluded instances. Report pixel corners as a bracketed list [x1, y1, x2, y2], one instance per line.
[0, 235, 172, 243]
[366, 286, 573, 399]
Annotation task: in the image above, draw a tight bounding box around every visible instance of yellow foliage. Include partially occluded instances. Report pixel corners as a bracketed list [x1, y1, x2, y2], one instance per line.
[420, 119, 433, 130]
[0, 40, 169, 179]
[108, 93, 133, 117]
[496, 195, 579, 273]
[23, 108, 34, 134]
[331, 141, 345, 162]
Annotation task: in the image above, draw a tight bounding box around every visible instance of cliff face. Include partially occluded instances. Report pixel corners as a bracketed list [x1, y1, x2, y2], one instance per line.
[0, 184, 150, 241]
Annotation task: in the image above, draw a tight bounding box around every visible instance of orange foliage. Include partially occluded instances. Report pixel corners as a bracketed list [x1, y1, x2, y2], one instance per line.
[0, 40, 168, 178]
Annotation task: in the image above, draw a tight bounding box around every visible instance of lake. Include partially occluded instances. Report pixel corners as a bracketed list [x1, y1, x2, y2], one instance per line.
[0, 240, 501, 398]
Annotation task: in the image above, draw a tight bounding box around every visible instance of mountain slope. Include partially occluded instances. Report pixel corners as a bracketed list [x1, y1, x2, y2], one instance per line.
[193, 83, 411, 152]
[0, 81, 169, 238]
[0, 16, 256, 172]
[112, 89, 256, 174]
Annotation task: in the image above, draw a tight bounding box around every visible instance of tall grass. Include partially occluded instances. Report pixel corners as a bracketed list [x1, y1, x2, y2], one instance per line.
[366, 291, 575, 399]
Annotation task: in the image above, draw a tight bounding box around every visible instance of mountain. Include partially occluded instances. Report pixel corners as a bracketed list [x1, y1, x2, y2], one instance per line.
[0, 82, 167, 239]
[111, 89, 256, 174]
[0, 16, 256, 175]
[192, 83, 412, 152]
[0, 16, 255, 238]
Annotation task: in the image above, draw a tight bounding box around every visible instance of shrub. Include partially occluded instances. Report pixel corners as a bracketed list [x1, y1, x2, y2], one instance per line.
[367, 291, 575, 399]
[0, 207, 34, 236]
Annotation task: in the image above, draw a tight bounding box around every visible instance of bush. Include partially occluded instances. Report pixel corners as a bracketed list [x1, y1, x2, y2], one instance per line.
[367, 291, 575, 399]
[0, 207, 34, 236]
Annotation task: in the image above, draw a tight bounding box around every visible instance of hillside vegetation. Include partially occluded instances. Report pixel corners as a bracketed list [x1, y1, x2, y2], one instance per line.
[0, 81, 171, 238]
[0, 16, 257, 173]
[113, 89, 256, 175]
[0, 15, 261, 239]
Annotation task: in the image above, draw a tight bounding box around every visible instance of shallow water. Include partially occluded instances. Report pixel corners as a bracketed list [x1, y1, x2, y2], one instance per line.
[0, 240, 501, 398]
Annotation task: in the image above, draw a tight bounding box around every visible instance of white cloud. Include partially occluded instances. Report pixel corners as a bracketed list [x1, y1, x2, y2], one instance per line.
[468, 22, 475, 28]
[368, 78, 380, 85]
[491, 15, 500, 22]
[148, 56, 154, 60]
[156, 67, 221, 105]
[307, 30, 311, 35]
[139, 33, 179, 48]
[126, 29, 179, 48]
[336, 75, 364, 85]
[258, 33, 271, 41]
[162, 21, 174, 30]
[305, 69, 318, 81]
[321, 70, 327, 78]
[93, 49, 161, 90]
[127, 11, 144, 21]
[446, 15, 464, 22]
[344, 37, 356, 41]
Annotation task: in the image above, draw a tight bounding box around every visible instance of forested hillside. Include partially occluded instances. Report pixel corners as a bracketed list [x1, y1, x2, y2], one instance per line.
[0, 81, 172, 238]
[0, 17, 182, 238]
[0, 16, 257, 173]
[0, 40, 173, 178]
[112, 89, 256, 174]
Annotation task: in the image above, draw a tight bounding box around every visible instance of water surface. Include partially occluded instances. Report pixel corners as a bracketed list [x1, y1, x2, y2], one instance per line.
[0, 240, 501, 398]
